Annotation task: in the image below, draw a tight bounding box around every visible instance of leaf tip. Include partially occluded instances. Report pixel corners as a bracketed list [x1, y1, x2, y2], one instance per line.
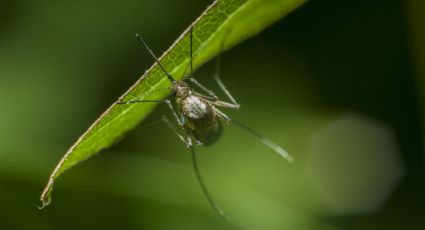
[38, 180, 54, 210]
[38, 196, 51, 210]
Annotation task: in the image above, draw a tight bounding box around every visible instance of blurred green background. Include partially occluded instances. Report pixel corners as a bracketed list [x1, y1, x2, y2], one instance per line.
[0, 0, 424, 229]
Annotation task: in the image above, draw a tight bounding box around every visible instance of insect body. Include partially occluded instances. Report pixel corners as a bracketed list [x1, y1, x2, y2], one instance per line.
[173, 81, 220, 146]
[118, 26, 292, 220]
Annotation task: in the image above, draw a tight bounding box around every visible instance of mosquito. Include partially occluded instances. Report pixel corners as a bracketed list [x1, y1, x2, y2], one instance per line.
[117, 26, 293, 220]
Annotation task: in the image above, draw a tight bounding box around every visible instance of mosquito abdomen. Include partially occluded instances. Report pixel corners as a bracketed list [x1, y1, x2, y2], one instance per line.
[192, 120, 222, 146]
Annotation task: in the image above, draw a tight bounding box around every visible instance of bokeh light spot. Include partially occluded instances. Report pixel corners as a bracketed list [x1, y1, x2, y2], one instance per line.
[305, 113, 404, 215]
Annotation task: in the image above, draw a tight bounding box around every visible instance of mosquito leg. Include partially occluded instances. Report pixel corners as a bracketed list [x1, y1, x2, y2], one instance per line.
[117, 87, 172, 104]
[213, 30, 240, 109]
[190, 145, 229, 220]
[212, 107, 231, 122]
[186, 25, 219, 100]
[187, 25, 220, 102]
[211, 100, 240, 110]
[117, 99, 183, 127]
[117, 99, 194, 148]
[230, 119, 293, 162]
[212, 106, 293, 162]
[209, 42, 240, 109]
[190, 25, 194, 76]
[214, 69, 240, 109]
[131, 116, 189, 147]
[161, 115, 193, 147]
[188, 78, 218, 101]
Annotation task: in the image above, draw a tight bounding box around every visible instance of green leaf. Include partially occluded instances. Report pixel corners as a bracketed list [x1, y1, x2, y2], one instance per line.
[40, 0, 307, 208]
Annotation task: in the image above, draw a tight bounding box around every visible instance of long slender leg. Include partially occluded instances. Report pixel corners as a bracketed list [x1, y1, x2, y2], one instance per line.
[230, 119, 293, 162]
[190, 145, 229, 220]
[211, 100, 240, 110]
[133, 116, 191, 147]
[174, 26, 230, 215]
[213, 74, 240, 108]
[192, 92, 219, 102]
[212, 107, 231, 122]
[186, 25, 219, 101]
[161, 116, 193, 147]
[117, 99, 183, 127]
[190, 25, 194, 76]
[188, 78, 218, 101]
[212, 35, 240, 108]
[118, 99, 194, 147]
[119, 87, 172, 104]
[212, 107, 293, 162]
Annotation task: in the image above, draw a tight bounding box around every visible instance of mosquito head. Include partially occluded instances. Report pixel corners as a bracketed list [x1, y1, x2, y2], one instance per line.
[172, 81, 190, 98]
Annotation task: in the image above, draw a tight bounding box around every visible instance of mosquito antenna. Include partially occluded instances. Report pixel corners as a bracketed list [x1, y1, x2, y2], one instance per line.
[190, 146, 229, 221]
[230, 120, 293, 162]
[135, 34, 176, 83]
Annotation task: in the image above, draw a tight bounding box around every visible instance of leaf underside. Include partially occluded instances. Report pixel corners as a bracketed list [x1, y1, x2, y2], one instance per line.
[40, 0, 307, 207]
